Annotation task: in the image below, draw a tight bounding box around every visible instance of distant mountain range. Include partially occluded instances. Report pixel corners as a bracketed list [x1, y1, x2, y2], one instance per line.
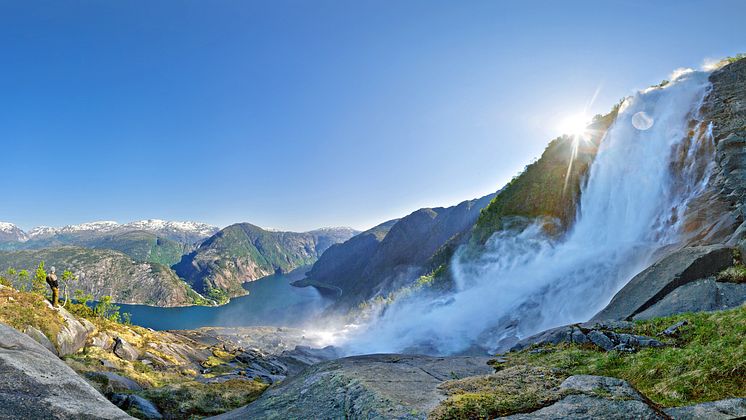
[0, 219, 358, 307]
[0, 219, 220, 246]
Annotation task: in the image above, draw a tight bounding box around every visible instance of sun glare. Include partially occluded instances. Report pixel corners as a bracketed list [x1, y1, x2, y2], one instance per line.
[558, 112, 590, 138]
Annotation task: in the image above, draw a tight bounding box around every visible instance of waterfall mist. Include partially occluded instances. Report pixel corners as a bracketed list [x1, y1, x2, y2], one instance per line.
[340, 70, 716, 356]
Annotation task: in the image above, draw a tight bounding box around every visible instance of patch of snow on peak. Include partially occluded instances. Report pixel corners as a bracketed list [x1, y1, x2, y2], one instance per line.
[0, 222, 28, 242]
[60, 221, 120, 233]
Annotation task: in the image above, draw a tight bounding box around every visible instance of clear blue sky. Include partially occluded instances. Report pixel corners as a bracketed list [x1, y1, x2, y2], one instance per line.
[1, 0, 744, 231]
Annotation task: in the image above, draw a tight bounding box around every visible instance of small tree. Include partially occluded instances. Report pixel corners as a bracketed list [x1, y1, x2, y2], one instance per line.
[94, 295, 122, 323]
[67, 289, 95, 318]
[32, 262, 47, 295]
[17, 269, 29, 292]
[60, 270, 78, 306]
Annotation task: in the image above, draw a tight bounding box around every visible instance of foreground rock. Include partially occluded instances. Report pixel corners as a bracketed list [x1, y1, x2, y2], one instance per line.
[504, 375, 666, 419]
[634, 277, 746, 320]
[665, 397, 746, 420]
[211, 354, 493, 419]
[56, 305, 96, 356]
[0, 322, 131, 419]
[511, 320, 663, 353]
[592, 245, 733, 321]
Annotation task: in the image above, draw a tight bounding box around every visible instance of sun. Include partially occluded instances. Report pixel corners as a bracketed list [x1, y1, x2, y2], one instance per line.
[558, 112, 591, 138]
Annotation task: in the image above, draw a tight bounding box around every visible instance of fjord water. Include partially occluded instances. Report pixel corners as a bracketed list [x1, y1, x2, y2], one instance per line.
[117, 266, 329, 330]
[343, 70, 715, 355]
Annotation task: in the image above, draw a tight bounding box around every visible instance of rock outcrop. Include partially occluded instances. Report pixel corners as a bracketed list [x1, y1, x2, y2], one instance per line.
[504, 375, 666, 419]
[592, 245, 733, 321]
[634, 277, 746, 320]
[113, 337, 140, 361]
[697, 57, 746, 248]
[665, 397, 746, 420]
[212, 354, 493, 419]
[56, 305, 96, 356]
[511, 320, 663, 353]
[0, 322, 131, 419]
[111, 394, 163, 419]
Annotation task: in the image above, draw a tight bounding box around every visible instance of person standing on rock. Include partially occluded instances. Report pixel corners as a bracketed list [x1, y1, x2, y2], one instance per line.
[46, 266, 59, 307]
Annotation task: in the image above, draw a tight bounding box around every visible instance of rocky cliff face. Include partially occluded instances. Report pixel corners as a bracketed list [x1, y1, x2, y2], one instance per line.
[174, 224, 358, 299]
[0, 247, 201, 307]
[686, 57, 746, 247]
[296, 195, 494, 310]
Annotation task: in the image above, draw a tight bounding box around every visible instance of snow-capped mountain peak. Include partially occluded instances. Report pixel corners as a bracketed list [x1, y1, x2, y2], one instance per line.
[0, 222, 28, 242]
[18, 219, 220, 243]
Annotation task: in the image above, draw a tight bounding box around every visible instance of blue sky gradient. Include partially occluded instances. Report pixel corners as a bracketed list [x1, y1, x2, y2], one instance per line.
[1, 0, 744, 231]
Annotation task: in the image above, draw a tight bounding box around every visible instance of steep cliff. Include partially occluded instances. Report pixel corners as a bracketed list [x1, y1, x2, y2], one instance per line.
[296, 194, 494, 310]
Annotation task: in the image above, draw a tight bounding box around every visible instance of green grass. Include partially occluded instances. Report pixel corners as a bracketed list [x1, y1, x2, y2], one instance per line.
[140, 379, 267, 419]
[0, 285, 63, 350]
[716, 265, 746, 283]
[503, 306, 746, 408]
[430, 366, 566, 419]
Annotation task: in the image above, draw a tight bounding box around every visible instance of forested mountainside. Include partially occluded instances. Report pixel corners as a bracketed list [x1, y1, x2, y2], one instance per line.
[0, 247, 203, 307]
[174, 224, 358, 301]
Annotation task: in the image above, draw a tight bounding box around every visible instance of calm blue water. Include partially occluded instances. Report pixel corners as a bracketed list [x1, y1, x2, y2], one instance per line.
[116, 266, 329, 330]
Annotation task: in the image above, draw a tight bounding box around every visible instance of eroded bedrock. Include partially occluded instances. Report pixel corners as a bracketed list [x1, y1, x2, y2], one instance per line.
[211, 354, 493, 419]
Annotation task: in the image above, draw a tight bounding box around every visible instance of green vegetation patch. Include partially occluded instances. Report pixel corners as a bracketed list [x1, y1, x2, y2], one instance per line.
[430, 366, 565, 419]
[503, 306, 746, 408]
[716, 265, 746, 283]
[140, 378, 267, 419]
[0, 285, 63, 348]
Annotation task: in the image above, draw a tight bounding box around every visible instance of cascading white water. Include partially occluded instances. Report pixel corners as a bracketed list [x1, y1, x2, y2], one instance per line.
[340, 69, 715, 355]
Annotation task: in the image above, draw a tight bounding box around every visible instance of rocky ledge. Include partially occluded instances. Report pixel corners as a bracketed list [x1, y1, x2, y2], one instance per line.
[212, 354, 494, 419]
[0, 322, 131, 419]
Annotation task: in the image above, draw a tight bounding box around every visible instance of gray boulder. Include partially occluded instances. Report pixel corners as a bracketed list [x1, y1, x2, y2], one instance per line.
[0, 322, 131, 419]
[660, 320, 689, 337]
[592, 245, 733, 321]
[504, 394, 664, 419]
[24, 325, 58, 355]
[587, 330, 615, 351]
[634, 278, 746, 320]
[665, 397, 746, 420]
[211, 354, 493, 419]
[505, 375, 665, 419]
[85, 371, 143, 392]
[511, 322, 661, 353]
[56, 305, 96, 356]
[111, 394, 163, 419]
[113, 337, 140, 361]
[92, 331, 115, 350]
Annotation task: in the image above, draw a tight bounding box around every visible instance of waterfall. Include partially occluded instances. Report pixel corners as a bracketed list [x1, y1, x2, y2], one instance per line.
[342, 69, 715, 356]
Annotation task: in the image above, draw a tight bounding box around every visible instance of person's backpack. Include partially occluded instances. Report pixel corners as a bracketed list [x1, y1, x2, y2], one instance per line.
[46, 273, 57, 288]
